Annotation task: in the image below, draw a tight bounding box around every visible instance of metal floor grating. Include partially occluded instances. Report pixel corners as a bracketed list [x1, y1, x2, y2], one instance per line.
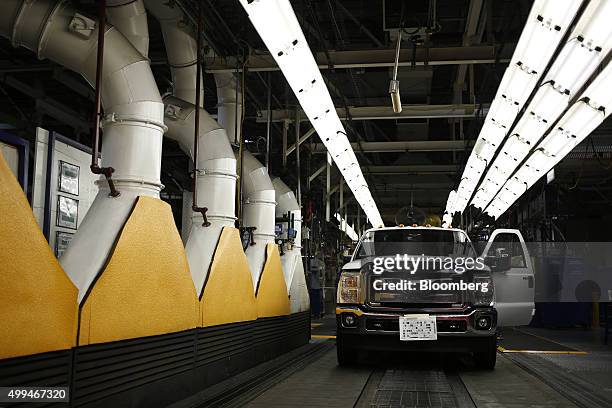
[370, 370, 458, 408]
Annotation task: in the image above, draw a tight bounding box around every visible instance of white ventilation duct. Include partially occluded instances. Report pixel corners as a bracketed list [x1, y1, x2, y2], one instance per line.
[215, 72, 242, 145]
[0, 0, 166, 302]
[106, 0, 149, 58]
[143, 0, 204, 107]
[163, 96, 237, 294]
[272, 178, 302, 290]
[241, 151, 277, 287]
[215, 73, 277, 288]
[142, 0, 236, 295]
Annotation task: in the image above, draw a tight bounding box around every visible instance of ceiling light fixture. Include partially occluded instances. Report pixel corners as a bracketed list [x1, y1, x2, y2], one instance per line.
[238, 0, 384, 227]
[442, 0, 582, 219]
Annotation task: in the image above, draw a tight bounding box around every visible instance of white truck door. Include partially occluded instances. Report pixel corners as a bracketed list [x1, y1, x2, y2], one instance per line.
[482, 229, 535, 327]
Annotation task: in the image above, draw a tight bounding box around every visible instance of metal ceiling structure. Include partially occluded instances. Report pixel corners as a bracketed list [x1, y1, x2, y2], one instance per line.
[0, 0, 610, 229]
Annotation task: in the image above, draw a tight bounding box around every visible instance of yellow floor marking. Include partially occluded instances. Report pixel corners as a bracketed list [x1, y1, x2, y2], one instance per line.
[311, 323, 323, 327]
[497, 345, 587, 355]
[513, 327, 580, 351]
[311, 335, 336, 339]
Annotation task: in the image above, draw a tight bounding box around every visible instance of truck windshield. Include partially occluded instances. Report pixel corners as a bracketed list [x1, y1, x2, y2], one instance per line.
[354, 229, 476, 259]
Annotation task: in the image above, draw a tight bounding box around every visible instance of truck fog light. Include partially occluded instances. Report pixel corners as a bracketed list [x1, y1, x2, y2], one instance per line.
[342, 313, 357, 327]
[476, 316, 491, 330]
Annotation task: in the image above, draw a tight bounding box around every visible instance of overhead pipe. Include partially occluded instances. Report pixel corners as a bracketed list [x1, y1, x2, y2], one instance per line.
[272, 178, 302, 290]
[144, 0, 237, 294]
[191, 1, 210, 228]
[163, 96, 237, 293]
[215, 72, 242, 145]
[0, 0, 167, 302]
[143, 0, 203, 107]
[241, 151, 277, 287]
[106, 0, 149, 58]
[91, 0, 120, 198]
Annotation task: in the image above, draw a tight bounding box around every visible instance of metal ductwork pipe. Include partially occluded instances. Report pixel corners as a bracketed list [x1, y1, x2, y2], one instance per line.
[241, 151, 277, 287]
[272, 178, 302, 290]
[163, 96, 237, 293]
[106, 0, 149, 58]
[0, 0, 166, 302]
[144, 0, 204, 107]
[143, 0, 237, 293]
[215, 72, 242, 145]
[214, 72, 277, 288]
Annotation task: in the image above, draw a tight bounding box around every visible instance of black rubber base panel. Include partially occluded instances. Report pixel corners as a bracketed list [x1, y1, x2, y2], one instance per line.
[0, 312, 310, 408]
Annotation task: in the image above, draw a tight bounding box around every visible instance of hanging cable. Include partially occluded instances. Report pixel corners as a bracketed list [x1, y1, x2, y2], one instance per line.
[389, 28, 402, 113]
[90, 0, 119, 197]
[235, 41, 250, 228]
[389, 1, 405, 114]
[192, 0, 210, 227]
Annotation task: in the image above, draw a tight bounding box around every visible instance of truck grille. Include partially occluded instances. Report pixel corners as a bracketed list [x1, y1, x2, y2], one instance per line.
[365, 318, 467, 333]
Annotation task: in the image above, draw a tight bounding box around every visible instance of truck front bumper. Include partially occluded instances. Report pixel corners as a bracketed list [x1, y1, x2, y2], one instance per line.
[336, 306, 497, 353]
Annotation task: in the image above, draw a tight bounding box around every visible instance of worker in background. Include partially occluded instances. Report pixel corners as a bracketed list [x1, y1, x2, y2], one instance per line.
[309, 252, 325, 318]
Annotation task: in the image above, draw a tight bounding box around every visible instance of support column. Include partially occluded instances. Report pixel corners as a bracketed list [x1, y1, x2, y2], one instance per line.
[282, 120, 288, 168]
[295, 109, 301, 205]
[325, 153, 331, 222]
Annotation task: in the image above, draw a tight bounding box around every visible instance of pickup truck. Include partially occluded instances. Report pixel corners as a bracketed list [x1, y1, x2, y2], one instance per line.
[335, 226, 534, 369]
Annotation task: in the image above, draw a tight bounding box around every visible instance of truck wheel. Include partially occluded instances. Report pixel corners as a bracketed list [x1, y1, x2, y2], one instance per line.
[336, 335, 353, 366]
[474, 337, 497, 369]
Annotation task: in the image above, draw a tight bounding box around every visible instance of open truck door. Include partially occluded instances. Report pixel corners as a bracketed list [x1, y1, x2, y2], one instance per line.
[482, 229, 535, 327]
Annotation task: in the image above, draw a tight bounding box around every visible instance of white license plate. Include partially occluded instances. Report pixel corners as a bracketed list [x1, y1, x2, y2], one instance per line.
[399, 314, 437, 341]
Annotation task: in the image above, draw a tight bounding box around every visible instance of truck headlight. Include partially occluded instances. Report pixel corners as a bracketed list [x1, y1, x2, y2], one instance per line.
[337, 272, 363, 304]
[472, 276, 494, 306]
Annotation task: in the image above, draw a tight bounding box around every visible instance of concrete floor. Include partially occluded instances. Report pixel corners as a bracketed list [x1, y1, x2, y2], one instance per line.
[242, 316, 612, 407]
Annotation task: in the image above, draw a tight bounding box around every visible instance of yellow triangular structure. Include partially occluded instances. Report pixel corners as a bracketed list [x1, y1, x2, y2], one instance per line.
[200, 227, 257, 326]
[256, 244, 290, 318]
[0, 150, 78, 358]
[79, 196, 198, 345]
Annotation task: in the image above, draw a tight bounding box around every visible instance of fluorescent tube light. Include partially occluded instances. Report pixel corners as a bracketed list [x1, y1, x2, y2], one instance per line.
[571, 0, 612, 54]
[512, 0, 581, 75]
[239, 0, 384, 227]
[544, 37, 604, 96]
[442, 0, 582, 218]
[496, 64, 540, 107]
[335, 212, 358, 241]
[487, 95, 521, 128]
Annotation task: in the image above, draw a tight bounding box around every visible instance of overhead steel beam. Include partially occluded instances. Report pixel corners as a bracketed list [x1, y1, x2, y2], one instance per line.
[286, 127, 316, 156]
[311, 140, 474, 153]
[3, 75, 90, 132]
[364, 165, 458, 175]
[335, 2, 384, 47]
[373, 182, 454, 190]
[204, 45, 508, 72]
[257, 104, 486, 122]
[453, 0, 486, 103]
[35, 99, 90, 132]
[327, 181, 350, 197]
[309, 163, 326, 183]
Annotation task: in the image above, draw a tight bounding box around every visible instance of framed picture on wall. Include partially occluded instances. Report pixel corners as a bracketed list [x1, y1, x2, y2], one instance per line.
[56, 195, 79, 229]
[58, 160, 79, 196]
[55, 231, 74, 258]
